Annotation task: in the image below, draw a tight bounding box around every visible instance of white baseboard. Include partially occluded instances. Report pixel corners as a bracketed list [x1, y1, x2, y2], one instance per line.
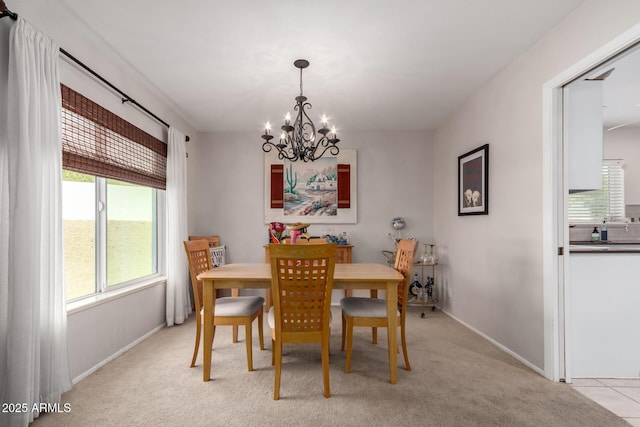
[71, 323, 166, 384]
[442, 309, 545, 377]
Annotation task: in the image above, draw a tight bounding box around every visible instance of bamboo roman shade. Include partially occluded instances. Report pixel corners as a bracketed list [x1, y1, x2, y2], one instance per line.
[61, 84, 167, 189]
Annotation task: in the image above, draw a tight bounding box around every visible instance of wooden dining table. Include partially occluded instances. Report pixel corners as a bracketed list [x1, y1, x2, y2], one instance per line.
[197, 262, 404, 384]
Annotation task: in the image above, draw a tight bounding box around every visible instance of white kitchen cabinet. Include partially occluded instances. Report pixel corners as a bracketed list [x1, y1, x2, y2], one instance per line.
[564, 79, 604, 192]
[568, 252, 640, 378]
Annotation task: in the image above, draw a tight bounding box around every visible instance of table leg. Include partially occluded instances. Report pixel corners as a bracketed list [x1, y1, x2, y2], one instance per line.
[203, 279, 215, 381]
[386, 282, 398, 384]
[370, 289, 378, 344]
[265, 288, 271, 313]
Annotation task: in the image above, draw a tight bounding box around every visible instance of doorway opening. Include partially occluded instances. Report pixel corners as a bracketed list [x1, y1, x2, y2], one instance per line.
[544, 31, 640, 383]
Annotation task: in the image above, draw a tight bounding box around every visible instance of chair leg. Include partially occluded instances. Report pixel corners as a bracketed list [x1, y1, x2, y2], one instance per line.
[265, 289, 271, 313]
[401, 324, 411, 371]
[322, 333, 331, 398]
[340, 312, 346, 351]
[370, 290, 378, 345]
[271, 338, 275, 366]
[232, 325, 239, 343]
[345, 317, 354, 373]
[191, 318, 201, 367]
[245, 322, 253, 371]
[258, 311, 265, 350]
[274, 339, 282, 400]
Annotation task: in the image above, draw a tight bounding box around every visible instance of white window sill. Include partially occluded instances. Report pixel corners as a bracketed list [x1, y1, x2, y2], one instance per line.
[66, 276, 167, 315]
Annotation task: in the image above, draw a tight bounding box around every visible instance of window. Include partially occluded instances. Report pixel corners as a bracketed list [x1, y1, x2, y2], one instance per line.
[61, 85, 166, 301]
[62, 171, 96, 300]
[62, 172, 159, 300]
[106, 179, 158, 286]
[568, 159, 625, 223]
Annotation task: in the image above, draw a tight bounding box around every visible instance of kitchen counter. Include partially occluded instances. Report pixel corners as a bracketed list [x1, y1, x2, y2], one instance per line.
[569, 240, 640, 253]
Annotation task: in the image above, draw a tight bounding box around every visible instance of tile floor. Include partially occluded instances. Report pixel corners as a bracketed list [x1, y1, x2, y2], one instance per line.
[571, 378, 640, 426]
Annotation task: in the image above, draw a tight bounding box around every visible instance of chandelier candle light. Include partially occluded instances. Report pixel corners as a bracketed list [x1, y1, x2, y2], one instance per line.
[261, 59, 340, 162]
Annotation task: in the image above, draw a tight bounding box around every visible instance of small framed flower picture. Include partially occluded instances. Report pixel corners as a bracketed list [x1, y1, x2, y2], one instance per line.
[458, 144, 489, 216]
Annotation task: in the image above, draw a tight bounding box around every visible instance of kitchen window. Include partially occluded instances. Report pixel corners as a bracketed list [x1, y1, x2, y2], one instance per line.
[568, 159, 625, 223]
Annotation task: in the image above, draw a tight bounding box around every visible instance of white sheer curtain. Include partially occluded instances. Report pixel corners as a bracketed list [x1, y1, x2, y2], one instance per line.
[166, 126, 191, 326]
[0, 18, 72, 427]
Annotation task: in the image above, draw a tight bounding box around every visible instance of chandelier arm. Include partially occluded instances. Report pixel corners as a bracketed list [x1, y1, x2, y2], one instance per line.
[306, 132, 327, 159]
[298, 104, 316, 143]
[314, 135, 332, 149]
[311, 142, 340, 160]
[262, 140, 298, 161]
[283, 132, 301, 160]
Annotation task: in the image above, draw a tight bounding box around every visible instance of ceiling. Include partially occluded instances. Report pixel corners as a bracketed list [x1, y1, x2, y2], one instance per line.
[55, 0, 585, 134]
[591, 44, 640, 130]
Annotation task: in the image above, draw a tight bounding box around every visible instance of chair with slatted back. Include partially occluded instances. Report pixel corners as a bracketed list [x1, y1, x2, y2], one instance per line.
[183, 239, 265, 371]
[188, 235, 220, 248]
[268, 243, 337, 400]
[264, 237, 328, 311]
[340, 238, 417, 373]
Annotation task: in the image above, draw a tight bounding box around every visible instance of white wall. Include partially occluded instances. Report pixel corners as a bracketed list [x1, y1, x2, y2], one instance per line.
[191, 130, 434, 297]
[11, 1, 198, 381]
[605, 126, 640, 205]
[67, 285, 166, 380]
[432, 0, 640, 372]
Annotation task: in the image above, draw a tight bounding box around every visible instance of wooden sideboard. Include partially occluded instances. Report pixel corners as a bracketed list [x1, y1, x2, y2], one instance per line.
[335, 245, 353, 264]
[264, 243, 352, 264]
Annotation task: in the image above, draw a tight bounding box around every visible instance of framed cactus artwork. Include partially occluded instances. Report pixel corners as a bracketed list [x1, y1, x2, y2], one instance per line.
[264, 149, 357, 224]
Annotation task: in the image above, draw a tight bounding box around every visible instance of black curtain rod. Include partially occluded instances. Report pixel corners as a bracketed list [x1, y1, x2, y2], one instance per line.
[60, 48, 190, 142]
[0, 0, 18, 20]
[0, 2, 190, 142]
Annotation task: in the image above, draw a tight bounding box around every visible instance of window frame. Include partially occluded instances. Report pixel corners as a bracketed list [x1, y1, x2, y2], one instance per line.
[568, 159, 625, 224]
[64, 172, 166, 303]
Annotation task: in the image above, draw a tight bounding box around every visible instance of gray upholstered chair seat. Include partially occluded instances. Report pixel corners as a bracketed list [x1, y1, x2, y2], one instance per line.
[340, 297, 400, 318]
[184, 239, 264, 371]
[339, 239, 416, 374]
[203, 296, 265, 317]
[268, 306, 332, 328]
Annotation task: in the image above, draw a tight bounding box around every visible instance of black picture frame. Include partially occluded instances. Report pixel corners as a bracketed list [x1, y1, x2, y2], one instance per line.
[458, 144, 489, 216]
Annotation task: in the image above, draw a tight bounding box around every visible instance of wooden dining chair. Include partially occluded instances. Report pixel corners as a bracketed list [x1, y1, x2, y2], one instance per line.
[183, 239, 265, 371]
[340, 238, 417, 373]
[265, 237, 329, 310]
[268, 243, 337, 400]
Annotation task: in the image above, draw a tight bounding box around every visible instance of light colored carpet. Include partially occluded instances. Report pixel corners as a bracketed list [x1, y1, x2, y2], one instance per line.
[32, 307, 626, 427]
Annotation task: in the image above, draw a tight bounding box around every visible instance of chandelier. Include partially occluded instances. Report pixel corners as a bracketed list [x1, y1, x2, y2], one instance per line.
[261, 59, 340, 162]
